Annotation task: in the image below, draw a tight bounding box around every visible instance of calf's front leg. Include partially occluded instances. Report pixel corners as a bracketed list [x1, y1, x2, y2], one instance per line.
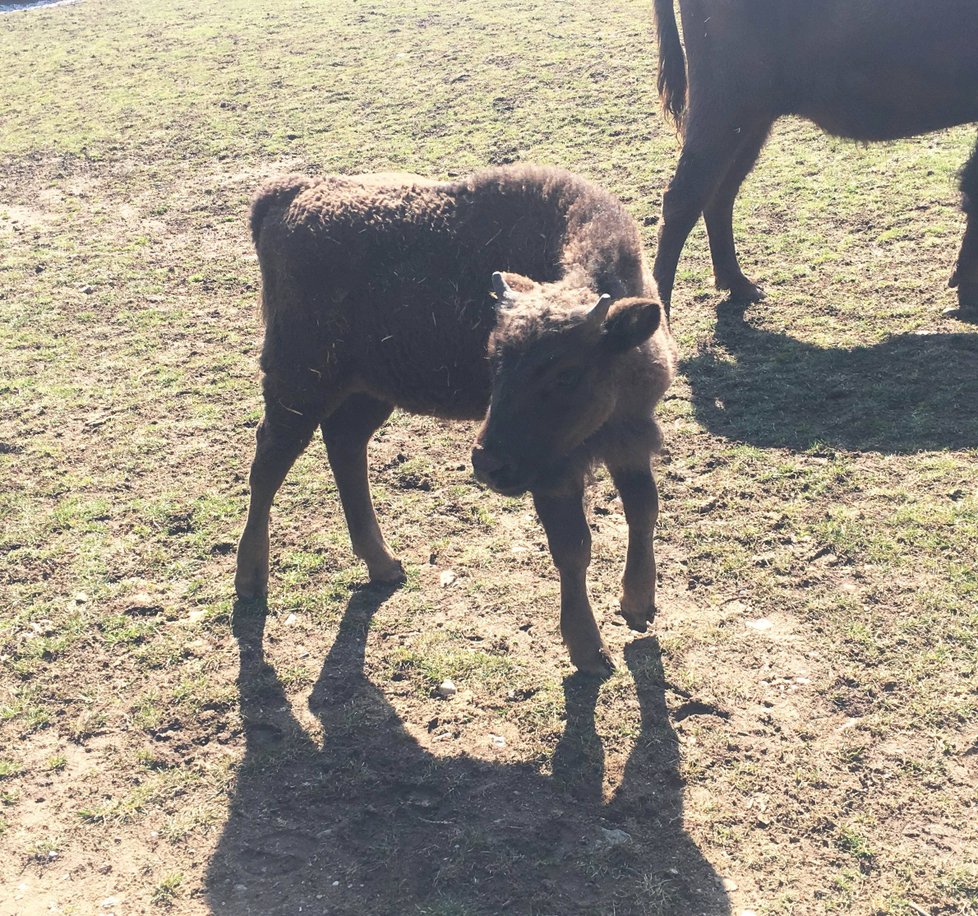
[609, 464, 659, 633]
[533, 488, 614, 675]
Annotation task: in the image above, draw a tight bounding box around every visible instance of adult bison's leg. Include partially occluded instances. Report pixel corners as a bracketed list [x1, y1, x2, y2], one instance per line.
[703, 122, 771, 302]
[609, 464, 659, 633]
[236, 399, 321, 599]
[949, 137, 978, 316]
[653, 114, 746, 313]
[321, 394, 405, 584]
[533, 488, 613, 675]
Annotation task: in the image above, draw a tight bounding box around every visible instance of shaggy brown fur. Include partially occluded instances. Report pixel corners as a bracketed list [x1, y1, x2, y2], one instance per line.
[651, 0, 978, 317]
[235, 164, 677, 674]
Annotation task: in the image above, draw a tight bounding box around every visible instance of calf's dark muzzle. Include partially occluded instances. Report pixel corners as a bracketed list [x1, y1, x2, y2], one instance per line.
[471, 443, 533, 496]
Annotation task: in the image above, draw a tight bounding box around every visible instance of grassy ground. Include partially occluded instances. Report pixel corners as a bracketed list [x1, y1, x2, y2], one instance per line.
[1, 0, 976, 913]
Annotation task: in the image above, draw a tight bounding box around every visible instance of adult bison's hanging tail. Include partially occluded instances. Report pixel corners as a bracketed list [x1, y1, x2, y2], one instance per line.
[653, 0, 687, 131]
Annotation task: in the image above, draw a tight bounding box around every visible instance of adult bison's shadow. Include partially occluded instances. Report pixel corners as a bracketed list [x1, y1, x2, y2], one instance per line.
[685, 302, 978, 453]
[205, 592, 729, 915]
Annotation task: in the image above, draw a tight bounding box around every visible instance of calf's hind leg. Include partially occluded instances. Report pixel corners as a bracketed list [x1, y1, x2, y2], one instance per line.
[533, 488, 613, 675]
[321, 394, 405, 584]
[948, 137, 978, 317]
[236, 400, 321, 599]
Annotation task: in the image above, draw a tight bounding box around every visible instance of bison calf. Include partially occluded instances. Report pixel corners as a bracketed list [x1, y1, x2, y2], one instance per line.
[235, 165, 677, 674]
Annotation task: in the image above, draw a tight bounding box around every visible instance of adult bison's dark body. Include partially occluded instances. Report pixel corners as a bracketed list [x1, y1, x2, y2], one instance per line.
[235, 165, 677, 674]
[652, 0, 978, 316]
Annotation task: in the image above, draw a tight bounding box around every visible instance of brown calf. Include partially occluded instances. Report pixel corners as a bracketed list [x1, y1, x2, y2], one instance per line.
[235, 166, 677, 673]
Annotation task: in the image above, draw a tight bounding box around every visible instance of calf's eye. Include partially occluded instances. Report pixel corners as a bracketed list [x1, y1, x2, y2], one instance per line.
[555, 367, 583, 389]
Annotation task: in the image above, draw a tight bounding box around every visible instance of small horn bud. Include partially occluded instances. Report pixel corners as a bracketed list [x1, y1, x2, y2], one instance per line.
[491, 271, 513, 301]
[585, 293, 613, 327]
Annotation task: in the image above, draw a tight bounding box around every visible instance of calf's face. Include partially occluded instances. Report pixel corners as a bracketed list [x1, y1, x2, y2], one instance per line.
[472, 272, 662, 495]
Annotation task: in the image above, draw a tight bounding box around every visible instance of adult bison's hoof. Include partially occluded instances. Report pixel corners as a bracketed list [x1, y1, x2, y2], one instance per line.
[942, 306, 978, 322]
[719, 275, 765, 304]
[944, 283, 978, 322]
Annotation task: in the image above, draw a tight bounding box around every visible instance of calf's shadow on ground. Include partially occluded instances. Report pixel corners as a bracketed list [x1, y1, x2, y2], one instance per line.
[685, 301, 978, 453]
[205, 588, 730, 915]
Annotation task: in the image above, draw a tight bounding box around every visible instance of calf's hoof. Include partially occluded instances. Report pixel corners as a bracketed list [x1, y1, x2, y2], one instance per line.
[619, 594, 656, 633]
[367, 558, 407, 585]
[234, 566, 268, 601]
[569, 643, 616, 677]
[236, 528, 269, 600]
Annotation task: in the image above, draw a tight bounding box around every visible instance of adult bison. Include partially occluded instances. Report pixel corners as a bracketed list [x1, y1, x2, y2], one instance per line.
[651, 0, 978, 317]
[235, 166, 677, 674]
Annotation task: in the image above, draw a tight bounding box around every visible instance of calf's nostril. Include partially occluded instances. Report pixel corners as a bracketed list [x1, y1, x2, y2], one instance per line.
[471, 445, 506, 476]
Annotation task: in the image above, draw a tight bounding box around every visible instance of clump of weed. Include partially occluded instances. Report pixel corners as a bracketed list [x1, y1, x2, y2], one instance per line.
[151, 872, 183, 907]
[25, 837, 61, 865]
[836, 824, 876, 865]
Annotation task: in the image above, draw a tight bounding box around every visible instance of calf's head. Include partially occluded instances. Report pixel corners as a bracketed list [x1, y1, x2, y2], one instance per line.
[472, 271, 662, 495]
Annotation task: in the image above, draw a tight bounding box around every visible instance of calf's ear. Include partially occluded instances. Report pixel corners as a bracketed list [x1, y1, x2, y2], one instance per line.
[601, 298, 662, 353]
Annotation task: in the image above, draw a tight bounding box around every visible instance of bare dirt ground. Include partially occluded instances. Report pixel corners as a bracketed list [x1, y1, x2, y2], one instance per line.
[1, 1, 976, 913]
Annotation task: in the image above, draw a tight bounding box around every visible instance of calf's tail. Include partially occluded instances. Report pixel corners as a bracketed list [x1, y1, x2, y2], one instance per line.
[653, 0, 687, 132]
[249, 176, 316, 325]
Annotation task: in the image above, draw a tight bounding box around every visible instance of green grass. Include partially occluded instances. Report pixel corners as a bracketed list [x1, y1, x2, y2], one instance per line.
[1, 0, 976, 913]
[150, 872, 184, 907]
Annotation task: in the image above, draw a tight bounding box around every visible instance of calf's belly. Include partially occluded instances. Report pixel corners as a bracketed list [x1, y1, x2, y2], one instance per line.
[363, 372, 490, 422]
[355, 334, 492, 422]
